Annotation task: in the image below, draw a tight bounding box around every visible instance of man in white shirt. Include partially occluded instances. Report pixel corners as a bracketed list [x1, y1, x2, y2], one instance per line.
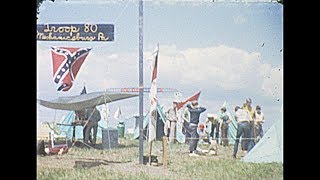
[233, 106, 251, 159]
[165, 102, 178, 144]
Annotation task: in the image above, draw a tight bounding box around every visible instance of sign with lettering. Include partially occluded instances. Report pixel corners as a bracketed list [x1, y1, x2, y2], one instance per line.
[37, 24, 114, 42]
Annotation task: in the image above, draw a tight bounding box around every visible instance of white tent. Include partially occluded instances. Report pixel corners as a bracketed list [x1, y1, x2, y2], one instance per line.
[241, 105, 283, 163]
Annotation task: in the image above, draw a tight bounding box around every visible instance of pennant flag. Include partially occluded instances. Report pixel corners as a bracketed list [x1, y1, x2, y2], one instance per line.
[102, 104, 110, 121]
[114, 106, 122, 119]
[80, 85, 87, 95]
[148, 44, 159, 143]
[51, 47, 91, 91]
[176, 91, 201, 110]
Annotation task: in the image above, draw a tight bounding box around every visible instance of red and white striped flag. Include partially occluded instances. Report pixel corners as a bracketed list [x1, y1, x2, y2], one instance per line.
[148, 44, 159, 143]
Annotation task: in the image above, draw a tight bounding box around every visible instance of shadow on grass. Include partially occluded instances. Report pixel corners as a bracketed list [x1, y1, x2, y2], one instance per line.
[74, 160, 108, 168]
[71, 140, 138, 150]
[80, 158, 131, 163]
[118, 143, 139, 148]
[74, 158, 132, 169]
[90, 143, 138, 149]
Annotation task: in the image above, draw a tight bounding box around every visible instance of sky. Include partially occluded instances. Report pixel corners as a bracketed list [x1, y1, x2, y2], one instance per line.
[37, 0, 283, 131]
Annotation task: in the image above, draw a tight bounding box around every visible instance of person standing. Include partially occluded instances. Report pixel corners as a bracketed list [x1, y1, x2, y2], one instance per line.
[165, 102, 178, 144]
[220, 107, 231, 147]
[83, 106, 101, 145]
[182, 106, 191, 144]
[243, 98, 256, 151]
[233, 106, 251, 159]
[205, 113, 219, 144]
[254, 105, 265, 143]
[184, 101, 206, 156]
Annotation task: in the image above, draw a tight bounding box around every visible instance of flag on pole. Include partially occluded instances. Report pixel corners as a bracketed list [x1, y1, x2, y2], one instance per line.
[114, 106, 122, 119]
[148, 44, 159, 143]
[80, 85, 87, 95]
[51, 47, 91, 91]
[176, 91, 201, 110]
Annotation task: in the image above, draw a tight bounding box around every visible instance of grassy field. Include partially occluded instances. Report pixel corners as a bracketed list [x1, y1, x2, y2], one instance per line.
[37, 136, 283, 179]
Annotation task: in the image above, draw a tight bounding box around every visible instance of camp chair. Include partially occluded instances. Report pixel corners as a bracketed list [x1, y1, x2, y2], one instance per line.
[48, 130, 68, 148]
[47, 130, 69, 155]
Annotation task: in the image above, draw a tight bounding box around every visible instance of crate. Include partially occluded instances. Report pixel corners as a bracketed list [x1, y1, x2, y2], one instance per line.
[102, 128, 118, 149]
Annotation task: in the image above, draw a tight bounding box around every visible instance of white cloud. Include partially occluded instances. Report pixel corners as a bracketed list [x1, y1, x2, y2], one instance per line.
[37, 44, 282, 127]
[37, 44, 282, 100]
[145, 44, 282, 99]
[233, 15, 247, 25]
[153, 45, 260, 89]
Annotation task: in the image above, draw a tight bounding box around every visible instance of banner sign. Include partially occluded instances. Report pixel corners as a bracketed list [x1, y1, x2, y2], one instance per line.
[37, 24, 114, 42]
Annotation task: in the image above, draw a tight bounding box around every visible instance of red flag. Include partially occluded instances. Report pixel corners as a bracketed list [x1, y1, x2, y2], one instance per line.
[177, 91, 201, 110]
[151, 47, 158, 82]
[51, 47, 91, 91]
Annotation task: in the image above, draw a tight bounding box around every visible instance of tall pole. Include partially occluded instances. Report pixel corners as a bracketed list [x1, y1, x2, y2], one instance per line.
[138, 0, 144, 164]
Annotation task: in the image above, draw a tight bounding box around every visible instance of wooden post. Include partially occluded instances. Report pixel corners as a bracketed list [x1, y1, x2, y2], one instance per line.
[72, 125, 76, 143]
[162, 136, 167, 168]
[149, 141, 153, 165]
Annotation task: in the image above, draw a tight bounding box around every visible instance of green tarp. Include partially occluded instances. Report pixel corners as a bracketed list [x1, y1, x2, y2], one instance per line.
[38, 92, 138, 111]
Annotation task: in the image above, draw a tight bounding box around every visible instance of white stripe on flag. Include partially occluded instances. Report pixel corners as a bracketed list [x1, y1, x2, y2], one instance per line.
[148, 44, 159, 143]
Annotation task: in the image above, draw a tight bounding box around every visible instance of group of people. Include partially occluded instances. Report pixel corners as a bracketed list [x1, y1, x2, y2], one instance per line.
[163, 98, 265, 158]
[233, 98, 265, 158]
[73, 97, 265, 159]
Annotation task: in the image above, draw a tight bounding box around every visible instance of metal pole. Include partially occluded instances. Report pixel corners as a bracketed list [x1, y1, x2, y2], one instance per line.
[138, 0, 144, 164]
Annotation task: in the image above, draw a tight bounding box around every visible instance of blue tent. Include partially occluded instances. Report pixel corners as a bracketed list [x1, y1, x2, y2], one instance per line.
[241, 110, 283, 163]
[57, 111, 108, 139]
[133, 104, 166, 140]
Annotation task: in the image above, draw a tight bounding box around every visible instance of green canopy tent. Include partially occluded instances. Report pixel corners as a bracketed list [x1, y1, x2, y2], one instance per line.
[38, 91, 138, 111]
[38, 91, 138, 140]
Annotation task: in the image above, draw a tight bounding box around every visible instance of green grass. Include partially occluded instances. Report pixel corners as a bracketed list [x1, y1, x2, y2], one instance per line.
[37, 135, 283, 179]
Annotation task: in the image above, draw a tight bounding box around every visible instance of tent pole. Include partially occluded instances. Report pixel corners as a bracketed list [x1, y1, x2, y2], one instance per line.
[103, 92, 111, 150]
[149, 141, 152, 165]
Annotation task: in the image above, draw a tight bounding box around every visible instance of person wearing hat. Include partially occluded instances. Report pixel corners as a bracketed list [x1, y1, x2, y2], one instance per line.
[253, 105, 264, 143]
[164, 101, 179, 144]
[185, 100, 206, 156]
[220, 107, 231, 147]
[205, 113, 220, 144]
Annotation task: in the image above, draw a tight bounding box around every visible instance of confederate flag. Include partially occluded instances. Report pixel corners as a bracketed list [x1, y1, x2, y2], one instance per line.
[51, 47, 91, 91]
